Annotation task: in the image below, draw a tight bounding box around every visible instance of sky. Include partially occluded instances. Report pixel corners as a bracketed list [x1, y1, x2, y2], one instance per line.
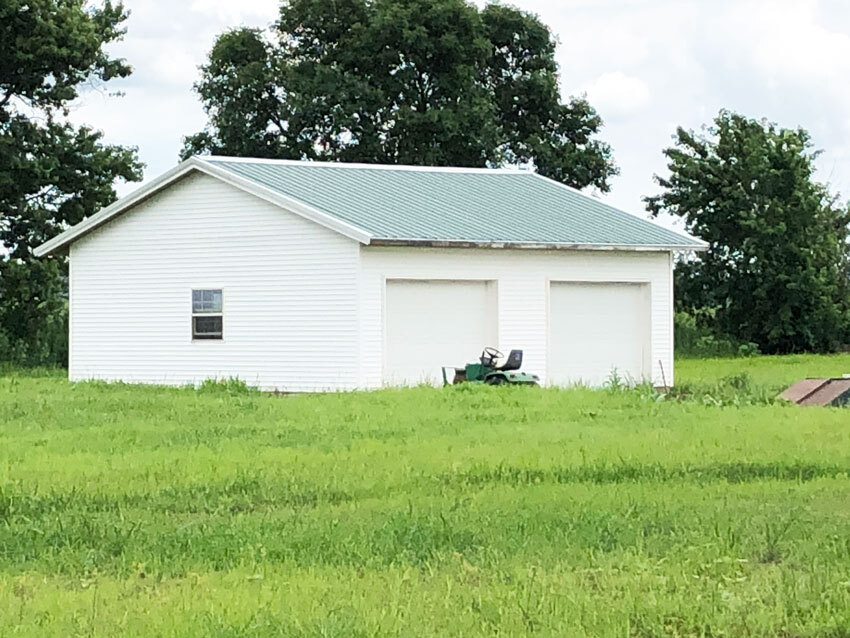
[70, 0, 850, 218]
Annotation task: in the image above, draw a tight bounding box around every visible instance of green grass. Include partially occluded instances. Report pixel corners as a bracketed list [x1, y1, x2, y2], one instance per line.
[678, 352, 850, 388]
[2, 357, 850, 636]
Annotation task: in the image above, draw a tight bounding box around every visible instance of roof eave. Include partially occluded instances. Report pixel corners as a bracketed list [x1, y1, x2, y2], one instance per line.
[528, 172, 708, 252]
[368, 238, 708, 252]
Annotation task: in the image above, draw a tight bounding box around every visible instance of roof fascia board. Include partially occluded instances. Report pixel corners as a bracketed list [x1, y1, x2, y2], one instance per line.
[529, 172, 709, 251]
[368, 238, 704, 252]
[195, 158, 372, 244]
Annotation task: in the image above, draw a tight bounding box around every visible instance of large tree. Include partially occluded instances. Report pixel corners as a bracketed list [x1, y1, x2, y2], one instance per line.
[183, 0, 616, 192]
[0, 0, 142, 365]
[646, 110, 850, 354]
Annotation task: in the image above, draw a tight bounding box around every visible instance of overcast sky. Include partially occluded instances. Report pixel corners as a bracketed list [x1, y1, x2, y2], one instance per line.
[70, 0, 850, 217]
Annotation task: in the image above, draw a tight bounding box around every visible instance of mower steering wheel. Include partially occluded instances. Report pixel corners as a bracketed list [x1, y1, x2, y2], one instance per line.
[480, 347, 504, 367]
[483, 346, 504, 360]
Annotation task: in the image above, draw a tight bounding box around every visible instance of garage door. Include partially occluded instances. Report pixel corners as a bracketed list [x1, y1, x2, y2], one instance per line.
[548, 282, 650, 386]
[385, 280, 496, 385]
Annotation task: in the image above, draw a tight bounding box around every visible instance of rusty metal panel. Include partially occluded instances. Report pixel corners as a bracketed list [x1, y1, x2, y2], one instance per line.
[799, 379, 850, 407]
[779, 379, 827, 404]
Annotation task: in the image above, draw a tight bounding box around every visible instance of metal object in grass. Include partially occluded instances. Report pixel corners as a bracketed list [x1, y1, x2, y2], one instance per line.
[779, 378, 850, 407]
[442, 347, 540, 387]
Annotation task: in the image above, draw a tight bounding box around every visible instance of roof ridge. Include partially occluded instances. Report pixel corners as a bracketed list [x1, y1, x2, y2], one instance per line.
[201, 155, 530, 175]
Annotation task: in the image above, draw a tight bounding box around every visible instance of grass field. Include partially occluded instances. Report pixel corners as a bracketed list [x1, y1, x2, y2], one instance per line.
[2, 357, 850, 636]
[678, 352, 850, 387]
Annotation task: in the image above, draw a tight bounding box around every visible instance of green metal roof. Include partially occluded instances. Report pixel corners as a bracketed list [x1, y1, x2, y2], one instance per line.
[203, 157, 704, 249]
[34, 156, 706, 257]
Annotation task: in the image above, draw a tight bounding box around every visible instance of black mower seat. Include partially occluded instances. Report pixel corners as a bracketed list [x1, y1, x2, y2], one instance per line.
[496, 349, 523, 371]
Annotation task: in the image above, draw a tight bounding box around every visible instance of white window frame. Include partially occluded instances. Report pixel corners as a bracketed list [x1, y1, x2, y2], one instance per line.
[191, 289, 224, 341]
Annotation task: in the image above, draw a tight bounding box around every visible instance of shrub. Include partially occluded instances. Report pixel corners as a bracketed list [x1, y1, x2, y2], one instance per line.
[675, 311, 759, 358]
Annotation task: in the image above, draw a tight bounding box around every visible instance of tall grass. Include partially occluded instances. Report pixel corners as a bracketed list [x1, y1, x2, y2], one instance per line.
[1, 367, 850, 636]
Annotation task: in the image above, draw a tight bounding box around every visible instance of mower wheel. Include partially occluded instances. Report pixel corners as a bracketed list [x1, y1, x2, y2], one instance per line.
[486, 376, 507, 386]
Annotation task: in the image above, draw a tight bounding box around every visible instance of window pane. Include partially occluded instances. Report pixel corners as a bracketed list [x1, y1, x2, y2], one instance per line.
[192, 289, 222, 314]
[193, 315, 222, 339]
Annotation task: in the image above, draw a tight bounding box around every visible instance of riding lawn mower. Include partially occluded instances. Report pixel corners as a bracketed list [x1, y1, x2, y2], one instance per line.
[442, 347, 540, 386]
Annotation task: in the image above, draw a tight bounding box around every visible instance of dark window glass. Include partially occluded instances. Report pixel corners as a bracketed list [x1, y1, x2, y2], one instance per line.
[193, 315, 222, 339]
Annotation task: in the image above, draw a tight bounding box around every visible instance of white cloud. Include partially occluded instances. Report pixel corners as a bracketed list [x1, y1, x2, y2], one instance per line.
[150, 48, 200, 87]
[700, 0, 850, 196]
[190, 0, 279, 23]
[66, 2, 281, 194]
[729, 1, 850, 81]
[582, 71, 651, 120]
[62, 0, 850, 210]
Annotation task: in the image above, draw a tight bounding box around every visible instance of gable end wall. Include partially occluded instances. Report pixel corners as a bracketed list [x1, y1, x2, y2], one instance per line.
[69, 172, 360, 391]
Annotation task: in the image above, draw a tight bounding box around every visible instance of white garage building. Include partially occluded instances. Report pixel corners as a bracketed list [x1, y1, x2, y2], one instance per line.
[35, 156, 706, 391]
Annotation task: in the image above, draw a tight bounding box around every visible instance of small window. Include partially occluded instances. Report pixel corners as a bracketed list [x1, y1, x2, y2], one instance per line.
[192, 289, 223, 340]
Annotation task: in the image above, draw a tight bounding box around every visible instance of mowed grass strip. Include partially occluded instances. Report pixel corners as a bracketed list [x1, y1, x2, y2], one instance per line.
[677, 351, 850, 388]
[1, 361, 850, 636]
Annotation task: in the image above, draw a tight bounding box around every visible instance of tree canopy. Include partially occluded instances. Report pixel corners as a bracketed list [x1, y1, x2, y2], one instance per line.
[647, 110, 850, 354]
[183, 0, 617, 192]
[0, 0, 142, 364]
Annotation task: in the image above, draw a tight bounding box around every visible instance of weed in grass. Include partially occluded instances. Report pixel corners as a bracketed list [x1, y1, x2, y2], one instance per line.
[604, 369, 779, 407]
[196, 377, 258, 395]
[759, 514, 799, 565]
[667, 372, 778, 406]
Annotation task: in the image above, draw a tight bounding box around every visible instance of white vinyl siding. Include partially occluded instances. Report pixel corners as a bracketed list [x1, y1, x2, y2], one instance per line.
[383, 279, 497, 385]
[359, 246, 673, 388]
[69, 172, 359, 391]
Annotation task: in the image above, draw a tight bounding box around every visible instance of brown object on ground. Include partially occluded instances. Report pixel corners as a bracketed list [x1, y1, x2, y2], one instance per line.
[780, 379, 830, 403]
[779, 378, 850, 407]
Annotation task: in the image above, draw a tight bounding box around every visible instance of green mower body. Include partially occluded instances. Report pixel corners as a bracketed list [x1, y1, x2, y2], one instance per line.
[443, 348, 540, 386]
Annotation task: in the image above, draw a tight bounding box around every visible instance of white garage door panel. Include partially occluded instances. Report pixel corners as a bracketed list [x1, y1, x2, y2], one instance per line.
[385, 280, 496, 385]
[549, 282, 650, 387]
